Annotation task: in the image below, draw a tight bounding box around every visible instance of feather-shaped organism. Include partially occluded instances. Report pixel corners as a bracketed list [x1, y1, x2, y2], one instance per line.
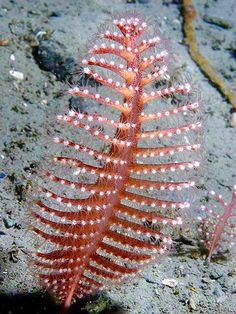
[30, 14, 201, 312]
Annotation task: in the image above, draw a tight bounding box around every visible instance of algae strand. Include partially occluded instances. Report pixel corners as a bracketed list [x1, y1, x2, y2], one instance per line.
[182, 0, 236, 110]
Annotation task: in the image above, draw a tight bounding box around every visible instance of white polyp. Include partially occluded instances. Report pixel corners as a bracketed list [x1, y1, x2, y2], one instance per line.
[185, 83, 191, 91]
[53, 137, 60, 143]
[63, 140, 70, 146]
[83, 67, 90, 74]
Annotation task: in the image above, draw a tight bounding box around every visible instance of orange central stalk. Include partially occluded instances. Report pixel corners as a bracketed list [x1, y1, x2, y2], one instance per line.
[63, 34, 143, 311]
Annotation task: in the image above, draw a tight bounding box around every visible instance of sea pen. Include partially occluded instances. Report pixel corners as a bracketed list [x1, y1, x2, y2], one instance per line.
[30, 14, 201, 312]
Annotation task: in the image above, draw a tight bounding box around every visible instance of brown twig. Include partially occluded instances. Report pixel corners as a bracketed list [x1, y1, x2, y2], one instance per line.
[182, 0, 236, 110]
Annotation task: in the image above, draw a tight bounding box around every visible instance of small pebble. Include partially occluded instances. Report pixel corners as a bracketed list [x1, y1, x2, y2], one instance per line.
[3, 217, 14, 229]
[188, 297, 197, 310]
[0, 172, 7, 180]
[173, 19, 181, 24]
[49, 11, 63, 17]
[162, 278, 178, 288]
[145, 277, 156, 284]
[9, 70, 24, 80]
[41, 99, 48, 106]
[209, 270, 223, 280]
[202, 276, 212, 284]
[229, 112, 236, 127]
[154, 288, 160, 296]
[10, 54, 15, 61]
[0, 38, 10, 46]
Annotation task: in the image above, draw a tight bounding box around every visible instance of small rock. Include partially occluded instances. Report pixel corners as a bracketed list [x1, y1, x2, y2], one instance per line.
[9, 70, 24, 80]
[144, 277, 156, 284]
[162, 278, 178, 288]
[41, 99, 48, 106]
[10, 54, 15, 61]
[49, 11, 63, 18]
[173, 19, 181, 25]
[0, 38, 10, 46]
[188, 297, 197, 310]
[0, 172, 7, 180]
[3, 217, 14, 229]
[202, 276, 212, 284]
[229, 112, 236, 127]
[209, 270, 223, 280]
[154, 288, 160, 296]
